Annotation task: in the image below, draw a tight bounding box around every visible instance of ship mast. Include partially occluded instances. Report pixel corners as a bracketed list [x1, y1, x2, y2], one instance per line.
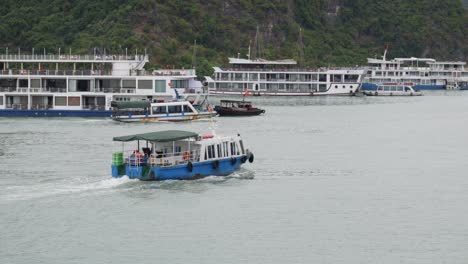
[297, 27, 305, 68]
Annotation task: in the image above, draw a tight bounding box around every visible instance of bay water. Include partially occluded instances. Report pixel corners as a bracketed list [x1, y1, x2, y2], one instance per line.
[1, 92, 468, 263]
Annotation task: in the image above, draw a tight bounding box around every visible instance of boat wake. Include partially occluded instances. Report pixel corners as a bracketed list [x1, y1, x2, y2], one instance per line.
[1, 177, 133, 202]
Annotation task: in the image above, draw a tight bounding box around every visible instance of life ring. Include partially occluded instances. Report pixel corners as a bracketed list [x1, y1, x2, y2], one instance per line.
[248, 153, 254, 163]
[231, 157, 237, 165]
[207, 105, 213, 113]
[213, 160, 219, 169]
[187, 161, 193, 172]
[183, 151, 190, 161]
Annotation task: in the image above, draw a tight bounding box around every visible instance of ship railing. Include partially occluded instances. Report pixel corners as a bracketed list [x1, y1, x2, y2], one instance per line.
[30, 104, 53, 110]
[82, 105, 107, 110]
[6, 104, 28, 110]
[0, 69, 113, 76]
[0, 87, 17, 92]
[0, 54, 146, 61]
[219, 67, 365, 72]
[130, 69, 195, 76]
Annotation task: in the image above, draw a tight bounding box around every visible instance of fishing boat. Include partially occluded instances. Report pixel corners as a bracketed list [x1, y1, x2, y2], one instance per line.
[110, 94, 216, 122]
[363, 83, 422, 96]
[111, 130, 254, 180]
[214, 100, 265, 116]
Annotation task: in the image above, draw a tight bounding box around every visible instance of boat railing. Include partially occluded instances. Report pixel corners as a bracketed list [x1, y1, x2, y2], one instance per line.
[0, 54, 147, 62]
[6, 104, 28, 110]
[0, 69, 113, 76]
[149, 150, 201, 167]
[118, 149, 201, 167]
[82, 105, 107, 110]
[30, 104, 53, 110]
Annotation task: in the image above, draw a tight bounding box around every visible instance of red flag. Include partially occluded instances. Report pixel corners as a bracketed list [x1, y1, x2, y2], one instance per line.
[244, 90, 250, 96]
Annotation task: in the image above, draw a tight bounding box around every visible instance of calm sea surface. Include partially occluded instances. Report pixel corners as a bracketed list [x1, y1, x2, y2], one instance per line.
[1, 92, 468, 263]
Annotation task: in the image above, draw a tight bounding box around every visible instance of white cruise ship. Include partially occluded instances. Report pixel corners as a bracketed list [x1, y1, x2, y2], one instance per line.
[205, 58, 365, 96]
[0, 52, 201, 117]
[362, 49, 468, 90]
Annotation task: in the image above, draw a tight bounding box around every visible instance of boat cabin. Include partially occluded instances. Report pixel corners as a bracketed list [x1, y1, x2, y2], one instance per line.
[113, 130, 246, 168]
[219, 100, 253, 109]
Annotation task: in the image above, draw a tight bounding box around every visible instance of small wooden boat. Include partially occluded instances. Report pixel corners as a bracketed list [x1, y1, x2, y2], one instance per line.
[111, 130, 254, 181]
[214, 100, 265, 116]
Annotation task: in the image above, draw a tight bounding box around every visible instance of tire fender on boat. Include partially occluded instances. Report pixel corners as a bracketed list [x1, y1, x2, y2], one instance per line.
[241, 156, 247, 163]
[231, 157, 237, 165]
[248, 153, 254, 163]
[213, 160, 219, 169]
[187, 161, 193, 172]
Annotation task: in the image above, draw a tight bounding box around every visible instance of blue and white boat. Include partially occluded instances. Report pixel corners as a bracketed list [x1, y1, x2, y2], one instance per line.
[110, 94, 216, 122]
[111, 130, 254, 180]
[362, 48, 468, 91]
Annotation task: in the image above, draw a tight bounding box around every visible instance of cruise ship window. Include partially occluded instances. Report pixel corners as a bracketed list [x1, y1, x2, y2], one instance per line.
[155, 80, 166, 92]
[0, 96, 3, 105]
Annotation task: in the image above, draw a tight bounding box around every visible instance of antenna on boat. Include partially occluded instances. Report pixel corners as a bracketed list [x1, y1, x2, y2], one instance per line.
[383, 44, 389, 61]
[192, 40, 197, 69]
[297, 27, 305, 68]
[247, 39, 251, 60]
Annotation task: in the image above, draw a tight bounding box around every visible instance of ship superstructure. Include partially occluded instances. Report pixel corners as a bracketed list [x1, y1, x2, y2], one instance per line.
[0, 52, 200, 116]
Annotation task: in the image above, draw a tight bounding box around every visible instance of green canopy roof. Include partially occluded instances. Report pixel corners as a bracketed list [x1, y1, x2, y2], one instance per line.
[113, 130, 199, 142]
[111, 101, 151, 109]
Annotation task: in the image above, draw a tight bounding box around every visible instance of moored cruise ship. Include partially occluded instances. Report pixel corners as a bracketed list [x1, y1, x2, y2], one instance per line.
[205, 58, 365, 96]
[362, 50, 468, 91]
[0, 52, 201, 117]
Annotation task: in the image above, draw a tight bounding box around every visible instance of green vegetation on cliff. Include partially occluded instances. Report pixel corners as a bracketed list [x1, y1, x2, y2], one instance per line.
[0, 0, 466, 78]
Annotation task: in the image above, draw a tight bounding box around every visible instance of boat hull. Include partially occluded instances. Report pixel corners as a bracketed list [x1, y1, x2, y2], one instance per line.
[214, 106, 265, 116]
[363, 91, 422, 96]
[0, 109, 112, 117]
[112, 112, 217, 122]
[362, 83, 445, 91]
[111, 155, 249, 180]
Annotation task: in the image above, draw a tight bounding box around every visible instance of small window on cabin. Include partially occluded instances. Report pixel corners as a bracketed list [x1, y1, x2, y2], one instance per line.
[168, 105, 182, 113]
[223, 142, 229, 157]
[230, 142, 236, 156]
[152, 106, 165, 114]
[217, 144, 222, 158]
[391, 86, 397, 91]
[183, 105, 194, 113]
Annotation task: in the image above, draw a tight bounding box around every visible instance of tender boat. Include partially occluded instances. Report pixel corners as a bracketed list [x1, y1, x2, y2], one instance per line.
[363, 83, 422, 96]
[111, 95, 216, 122]
[214, 100, 265, 116]
[111, 130, 254, 180]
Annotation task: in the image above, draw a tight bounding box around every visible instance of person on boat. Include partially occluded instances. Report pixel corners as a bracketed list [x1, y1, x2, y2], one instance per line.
[130, 150, 143, 164]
